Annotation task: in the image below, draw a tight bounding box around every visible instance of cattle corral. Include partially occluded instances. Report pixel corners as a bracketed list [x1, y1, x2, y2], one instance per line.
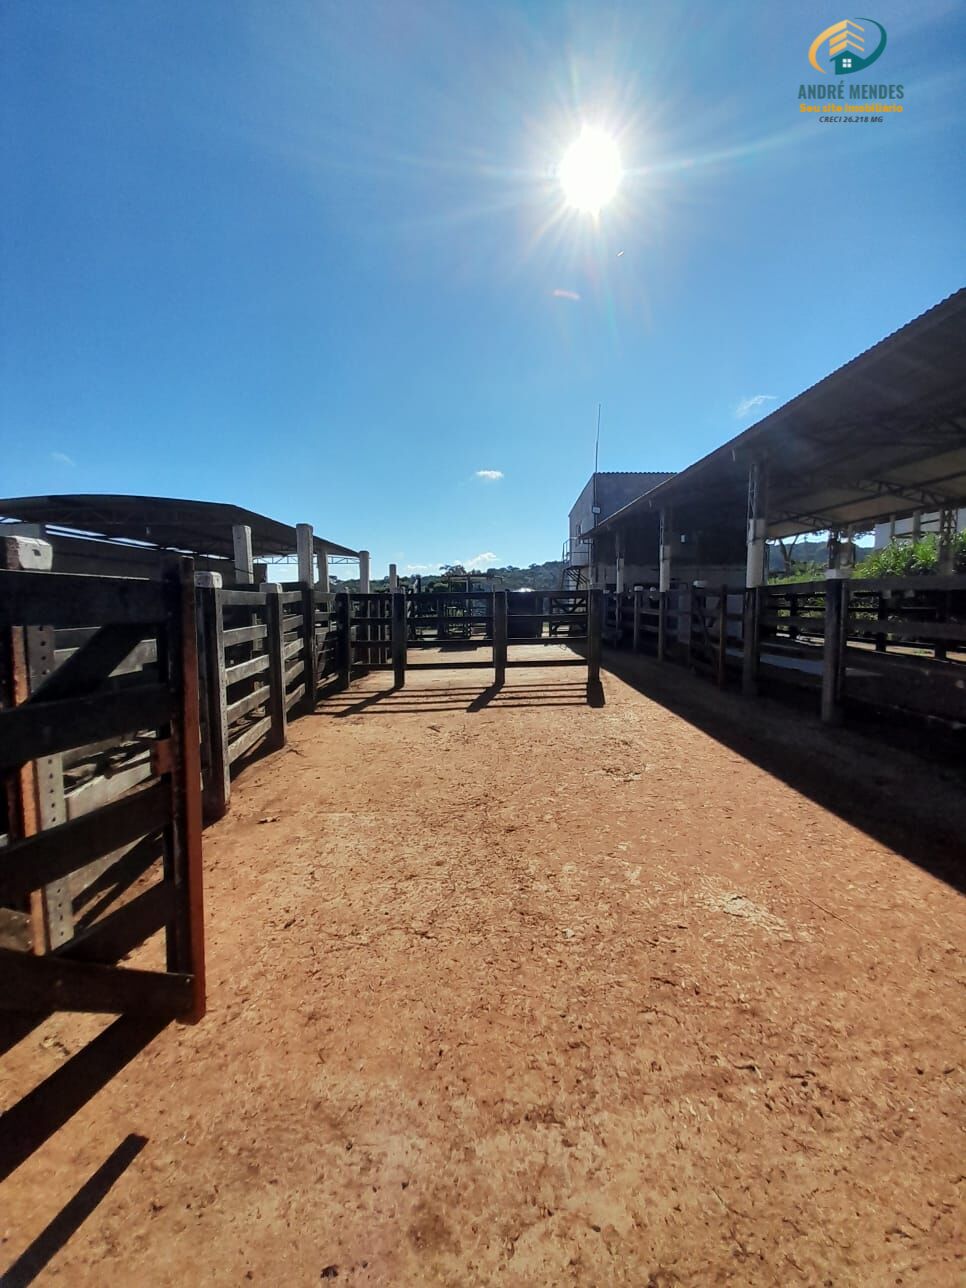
[1, 649, 964, 1285]
[2, 289, 966, 1282]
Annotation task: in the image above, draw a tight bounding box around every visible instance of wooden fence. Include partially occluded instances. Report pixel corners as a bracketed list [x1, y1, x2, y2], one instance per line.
[604, 576, 966, 726]
[0, 560, 205, 1023]
[342, 589, 601, 689]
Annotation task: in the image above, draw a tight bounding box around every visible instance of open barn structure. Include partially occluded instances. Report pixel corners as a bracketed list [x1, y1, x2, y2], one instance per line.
[0, 494, 362, 587]
[580, 289, 966, 727]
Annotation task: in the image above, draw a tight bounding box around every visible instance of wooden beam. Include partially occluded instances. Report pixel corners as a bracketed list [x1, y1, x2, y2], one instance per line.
[716, 585, 728, 688]
[0, 570, 165, 629]
[587, 588, 602, 684]
[0, 686, 171, 771]
[58, 882, 174, 965]
[0, 782, 168, 904]
[821, 579, 847, 725]
[262, 585, 287, 752]
[161, 557, 206, 1022]
[0, 947, 193, 1016]
[198, 584, 230, 821]
[493, 591, 507, 686]
[391, 592, 407, 689]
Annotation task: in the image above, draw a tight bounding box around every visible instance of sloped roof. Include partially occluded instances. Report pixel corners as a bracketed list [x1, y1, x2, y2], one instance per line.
[0, 494, 359, 559]
[586, 288, 966, 540]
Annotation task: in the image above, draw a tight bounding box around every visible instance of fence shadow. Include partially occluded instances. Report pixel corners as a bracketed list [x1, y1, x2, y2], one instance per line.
[0, 1016, 167, 1183]
[603, 647, 966, 895]
[318, 680, 599, 719]
[1, 1133, 147, 1287]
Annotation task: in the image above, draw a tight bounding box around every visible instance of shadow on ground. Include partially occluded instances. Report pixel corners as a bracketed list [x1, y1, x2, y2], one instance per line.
[319, 679, 604, 718]
[1, 1132, 147, 1287]
[0, 1017, 166, 1183]
[602, 647, 966, 896]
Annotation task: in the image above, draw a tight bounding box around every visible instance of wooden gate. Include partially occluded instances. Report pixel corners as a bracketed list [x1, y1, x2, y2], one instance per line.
[0, 559, 205, 1023]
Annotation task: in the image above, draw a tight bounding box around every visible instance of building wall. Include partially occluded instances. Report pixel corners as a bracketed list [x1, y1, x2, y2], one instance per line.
[568, 472, 674, 555]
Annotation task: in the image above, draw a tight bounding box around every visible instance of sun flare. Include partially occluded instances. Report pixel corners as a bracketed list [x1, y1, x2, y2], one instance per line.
[558, 127, 622, 213]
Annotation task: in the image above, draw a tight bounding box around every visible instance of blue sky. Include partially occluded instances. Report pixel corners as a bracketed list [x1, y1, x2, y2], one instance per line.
[2, 1, 964, 576]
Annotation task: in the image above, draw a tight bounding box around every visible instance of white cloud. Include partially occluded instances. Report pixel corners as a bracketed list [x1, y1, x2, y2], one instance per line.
[404, 563, 440, 574]
[734, 394, 777, 419]
[475, 469, 504, 481]
[552, 288, 581, 302]
[50, 450, 76, 466]
[464, 551, 496, 568]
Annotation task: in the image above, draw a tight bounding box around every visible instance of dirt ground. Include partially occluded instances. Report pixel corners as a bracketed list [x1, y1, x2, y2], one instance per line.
[2, 646, 964, 1285]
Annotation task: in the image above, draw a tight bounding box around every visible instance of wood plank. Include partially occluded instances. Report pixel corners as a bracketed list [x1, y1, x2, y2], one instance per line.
[0, 946, 192, 1016]
[0, 686, 171, 770]
[226, 683, 270, 724]
[55, 638, 158, 675]
[31, 624, 152, 704]
[217, 589, 268, 607]
[285, 683, 306, 711]
[283, 637, 302, 661]
[65, 754, 154, 820]
[58, 882, 174, 965]
[160, 557, 206, 1021]
[227, 714, 272, 764]
[0, 783, 169, 904]
[0, 570, 165, 628]
[224, 653, 270, 687]
[506, 658, 586, 668]
[222, 623, 267, 647]
[264, 589, 287, 753]
[284, 661, 303, 685]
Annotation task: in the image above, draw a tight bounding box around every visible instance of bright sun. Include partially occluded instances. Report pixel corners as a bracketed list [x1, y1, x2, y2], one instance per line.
[558, 127, 622, 213]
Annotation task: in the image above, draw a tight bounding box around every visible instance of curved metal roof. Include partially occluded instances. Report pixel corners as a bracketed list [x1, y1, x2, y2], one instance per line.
[0, 494, 359, 559]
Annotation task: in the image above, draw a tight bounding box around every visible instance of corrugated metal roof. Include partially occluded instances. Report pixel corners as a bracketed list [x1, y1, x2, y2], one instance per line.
[0, 495, 360, 559]
[587, 288, 966, 540]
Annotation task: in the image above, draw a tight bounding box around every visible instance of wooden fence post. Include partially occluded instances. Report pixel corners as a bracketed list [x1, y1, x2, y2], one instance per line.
[199, 583, 230, 820]
[0, 533, 73, 952]
[263, 584, 287, 751]
[632, 588, 642, 652]
[300, 582, 317, 712]
[587, 588, 602, 684]
[657, 590, 668, 662]
[821, 579, 847, 726]
[392, 591, 407, 689]
[742, 587, 761, 698]
[161, 557, 206, 1022]
[338, 591, 352, 690]
[493, 590, 507, 686]
[716, 584, 728, 688]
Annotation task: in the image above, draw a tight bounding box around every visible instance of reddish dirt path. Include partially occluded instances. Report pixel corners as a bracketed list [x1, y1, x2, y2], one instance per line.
[2, 649, 964, 1285]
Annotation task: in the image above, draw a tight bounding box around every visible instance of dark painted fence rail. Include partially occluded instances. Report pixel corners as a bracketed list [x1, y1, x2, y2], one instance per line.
[602, 576, 966, 727]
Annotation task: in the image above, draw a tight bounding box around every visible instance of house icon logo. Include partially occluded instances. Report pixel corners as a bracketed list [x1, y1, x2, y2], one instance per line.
[808, 19, 887, 74]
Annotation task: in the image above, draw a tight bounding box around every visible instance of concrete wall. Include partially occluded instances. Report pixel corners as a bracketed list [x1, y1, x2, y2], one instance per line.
[568, 472, 674, 548]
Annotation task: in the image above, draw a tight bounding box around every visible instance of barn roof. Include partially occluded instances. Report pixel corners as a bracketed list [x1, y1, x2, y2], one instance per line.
[585, 288, 966, 541]
[0, 494, 359, 559]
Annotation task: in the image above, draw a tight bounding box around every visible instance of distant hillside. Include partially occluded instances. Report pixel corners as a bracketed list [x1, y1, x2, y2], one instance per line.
[333, 559, 567, 592]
